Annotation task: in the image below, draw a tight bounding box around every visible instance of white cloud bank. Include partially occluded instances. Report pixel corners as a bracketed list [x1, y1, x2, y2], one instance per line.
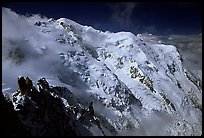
[2, 7, 202, 136]
[2, 7, 63, 92]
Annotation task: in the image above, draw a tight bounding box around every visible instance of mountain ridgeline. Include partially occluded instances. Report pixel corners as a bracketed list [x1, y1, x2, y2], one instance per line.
[2, 8, 202, 136]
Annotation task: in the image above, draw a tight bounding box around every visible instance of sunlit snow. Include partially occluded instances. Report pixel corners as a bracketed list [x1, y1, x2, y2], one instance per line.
[2, 7, 202, 136]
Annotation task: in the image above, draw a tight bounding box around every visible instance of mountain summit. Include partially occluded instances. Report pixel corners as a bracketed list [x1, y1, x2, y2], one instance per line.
[2, 7, 202, 136]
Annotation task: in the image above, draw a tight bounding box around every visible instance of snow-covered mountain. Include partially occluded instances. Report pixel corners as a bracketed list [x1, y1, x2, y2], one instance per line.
[154, 33, 202, 82]
[2, 7, 202, 136]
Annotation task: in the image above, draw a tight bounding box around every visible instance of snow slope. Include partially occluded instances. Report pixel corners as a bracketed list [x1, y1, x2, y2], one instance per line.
[2, 7, 202, 136]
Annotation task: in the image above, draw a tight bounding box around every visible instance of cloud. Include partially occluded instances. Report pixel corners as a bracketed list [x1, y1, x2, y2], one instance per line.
[154, 33, 202, 81]
[2, 7, 63, 92]
[116, 110, 174, 136]
[109, 2, 137, 27]
[107, 3, 161, 35]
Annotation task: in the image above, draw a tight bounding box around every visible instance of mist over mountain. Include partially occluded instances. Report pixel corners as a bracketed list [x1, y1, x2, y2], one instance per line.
[2, 7, 202, 136]
[159, 34, 202, 81]
[138, 33, 202, 81]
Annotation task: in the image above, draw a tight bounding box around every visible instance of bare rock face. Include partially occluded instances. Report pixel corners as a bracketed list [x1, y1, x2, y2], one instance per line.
[0, 91, 30, 136]
[3, 77, 104, 136]
[2, 8, 202, 136]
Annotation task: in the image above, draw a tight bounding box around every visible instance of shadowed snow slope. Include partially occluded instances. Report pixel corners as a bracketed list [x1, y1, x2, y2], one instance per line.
[2, 7, 202, 136]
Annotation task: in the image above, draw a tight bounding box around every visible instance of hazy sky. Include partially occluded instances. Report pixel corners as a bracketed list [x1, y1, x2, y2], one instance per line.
[2, 2, 202, 36]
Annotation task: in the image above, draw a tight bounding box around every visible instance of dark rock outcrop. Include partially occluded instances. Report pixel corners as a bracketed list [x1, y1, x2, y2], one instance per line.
[0, 91, 30, 136]
[2, 77, 104, 136]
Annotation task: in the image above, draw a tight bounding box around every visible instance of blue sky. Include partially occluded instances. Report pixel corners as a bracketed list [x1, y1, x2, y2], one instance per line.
[2, 2, 202, 36]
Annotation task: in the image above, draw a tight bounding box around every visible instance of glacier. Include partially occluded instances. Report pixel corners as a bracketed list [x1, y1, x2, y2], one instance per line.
[2, 7, 202, 136]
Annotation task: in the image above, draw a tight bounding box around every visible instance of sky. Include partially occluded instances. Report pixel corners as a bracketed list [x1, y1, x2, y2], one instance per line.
[2, 2, 202, 36]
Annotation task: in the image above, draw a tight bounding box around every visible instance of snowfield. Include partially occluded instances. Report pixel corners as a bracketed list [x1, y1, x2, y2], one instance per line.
[2, 7, 202, 136]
